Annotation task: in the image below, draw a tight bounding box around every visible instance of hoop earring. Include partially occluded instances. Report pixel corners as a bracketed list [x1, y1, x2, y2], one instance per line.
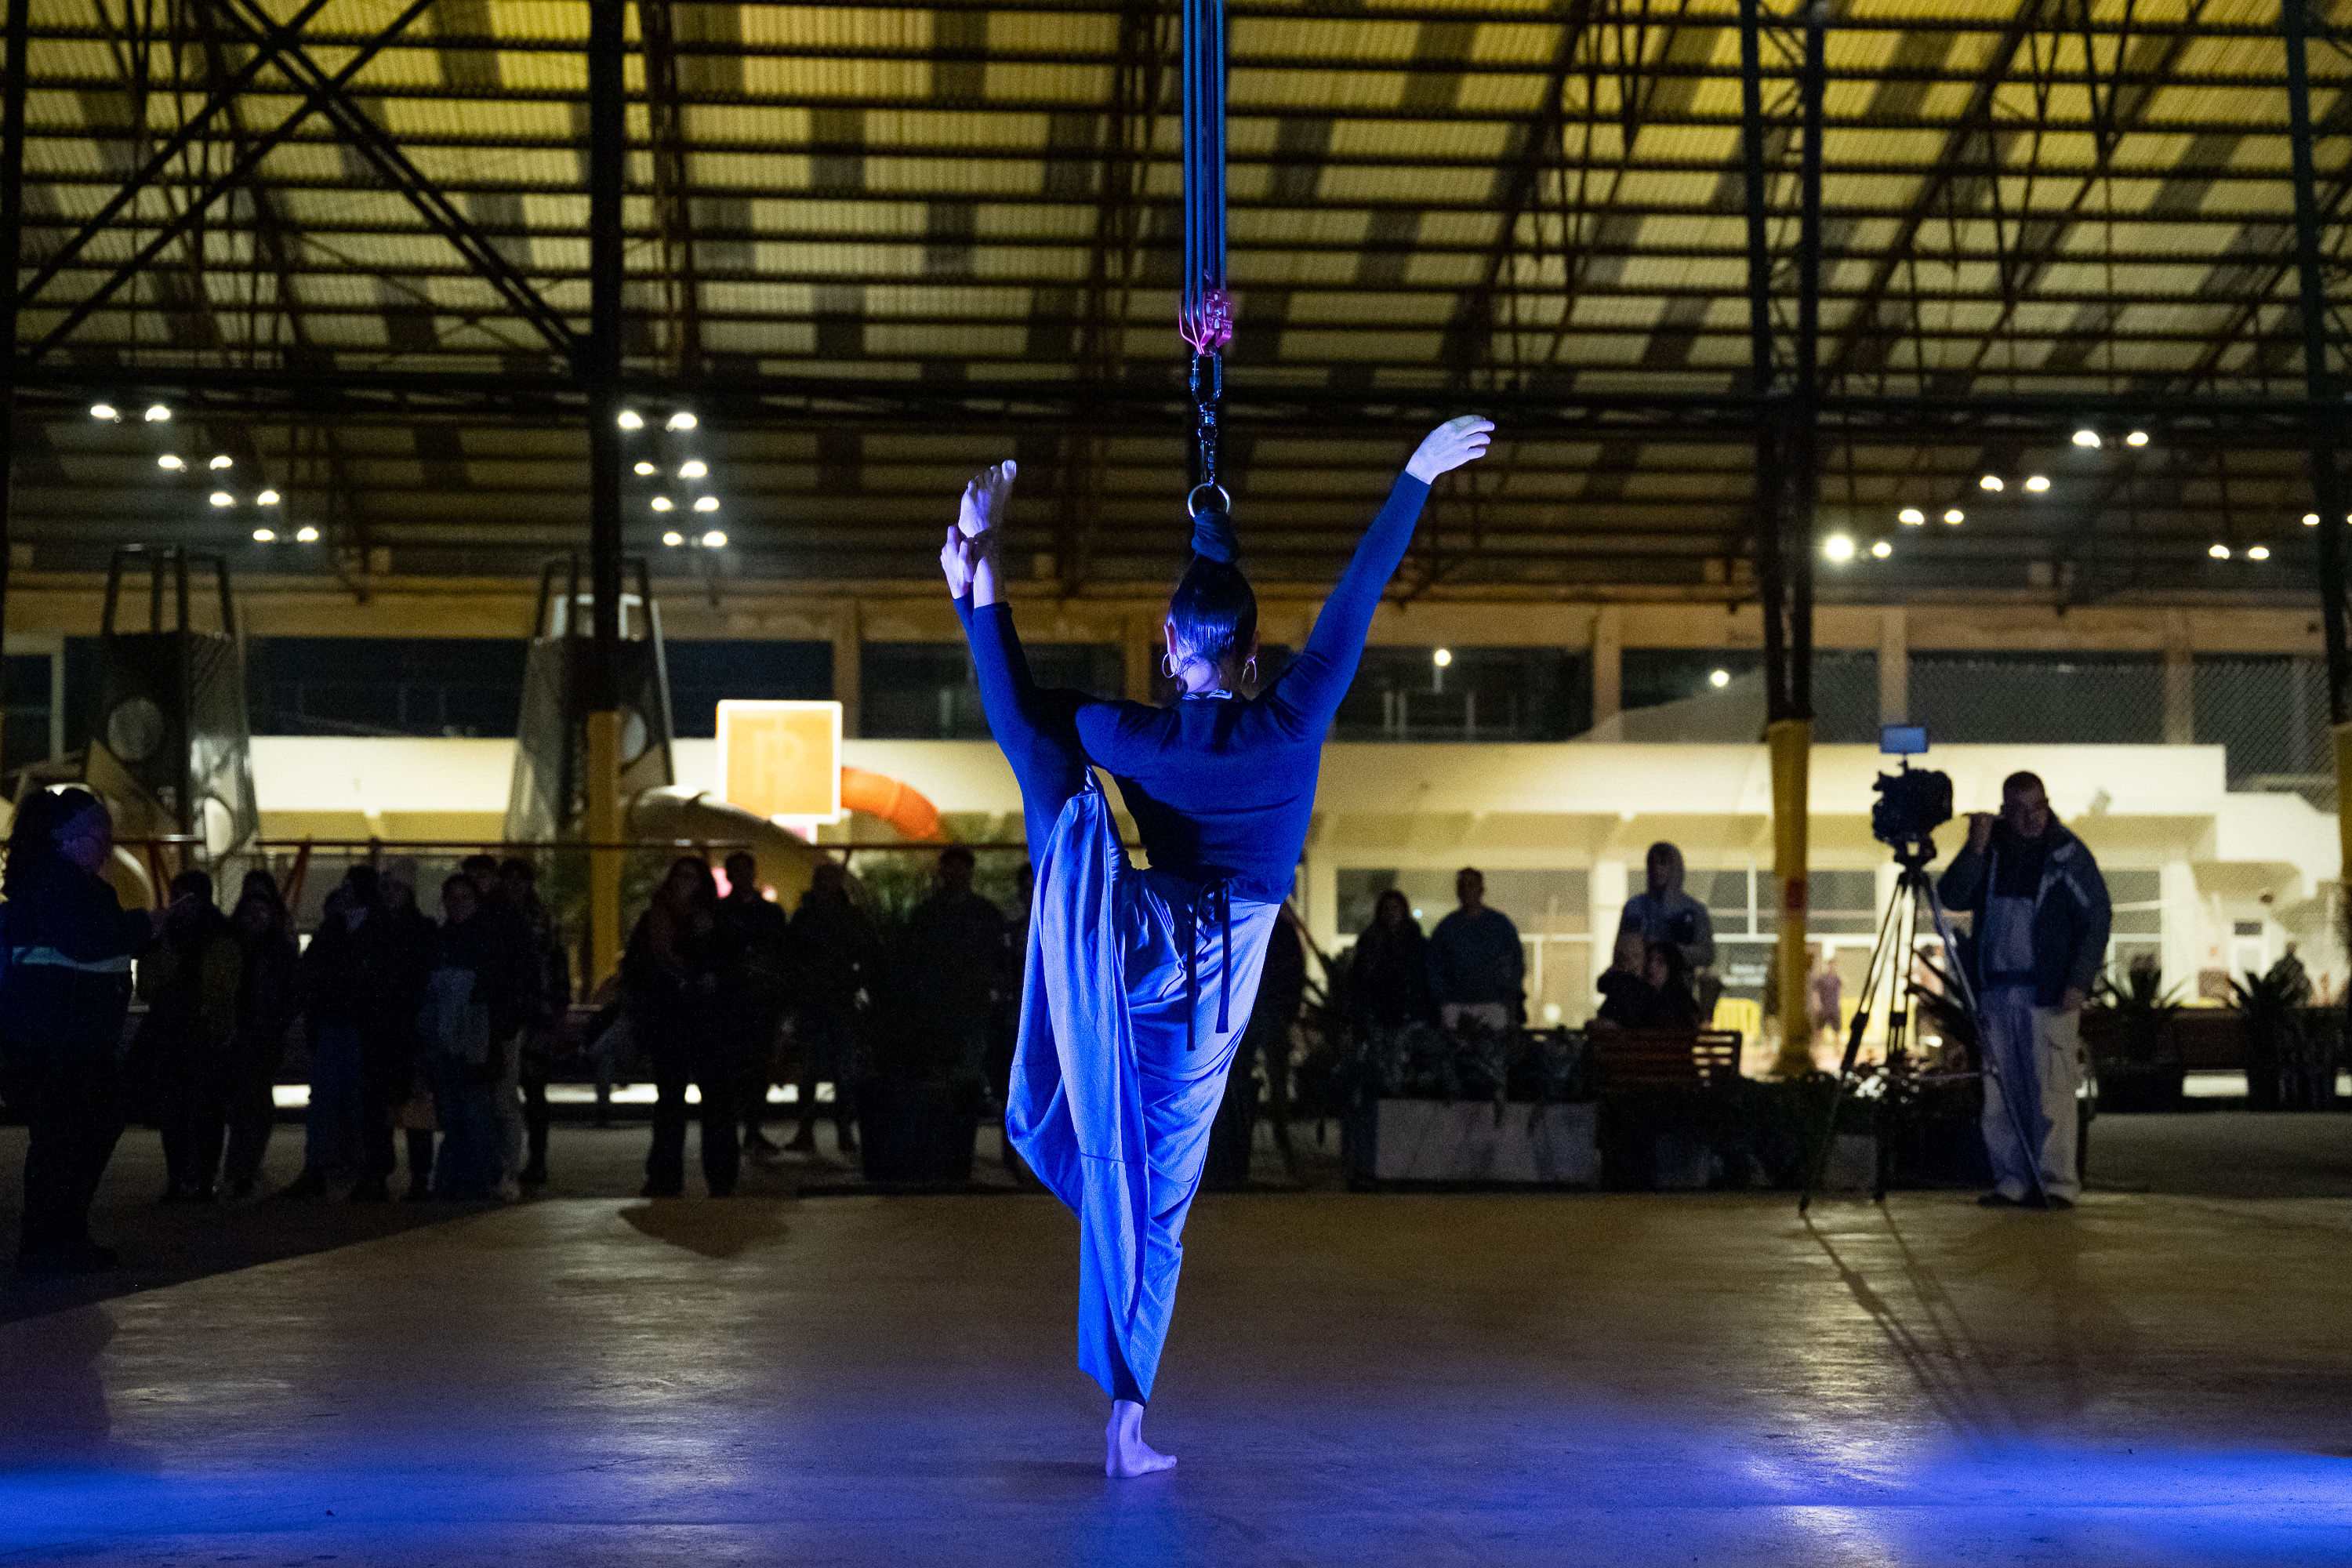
[1243, 658, 1258, 686]
[1161, 652, 1178, 680]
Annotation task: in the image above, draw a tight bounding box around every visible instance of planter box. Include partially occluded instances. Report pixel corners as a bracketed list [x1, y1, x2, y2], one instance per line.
[1361, 1100, 1600, 1186]
[1823, 1133, 1879, 1192]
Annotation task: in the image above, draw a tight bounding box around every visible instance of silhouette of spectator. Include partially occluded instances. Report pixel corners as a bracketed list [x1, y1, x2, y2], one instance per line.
[374, 866, 439, 1200]
[419, 873, 516, 1200]
[787, 859, 873, 1156]
[284, 867, 401, 1200]
[499, 857, 570, 1186]
[626, 858, 740, 1196]
[1593, 931, 1650, 1029]
[909, 847, 1006, 1083]
[223, 870, 299, 1198]
[139, 870, 243, 1203]
[1236, 906, 1309, 1177]
[1428, 868, 1524, 1033]
[1350, 887, 1434, 1033]
[716, 851, 795, 1156]
[0, 789, 154, 1274]
[462, 854, 532, 1188]
[1615, 842, 1715, 1001]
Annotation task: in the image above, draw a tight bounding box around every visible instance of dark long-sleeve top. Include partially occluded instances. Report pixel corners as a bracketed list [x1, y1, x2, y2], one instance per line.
[960, 473, 1431, 903]
[1, 860, 152, 972]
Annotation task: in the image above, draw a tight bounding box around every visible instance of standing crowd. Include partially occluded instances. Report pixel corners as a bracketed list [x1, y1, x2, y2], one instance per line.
[0, 787, 1023, 1273]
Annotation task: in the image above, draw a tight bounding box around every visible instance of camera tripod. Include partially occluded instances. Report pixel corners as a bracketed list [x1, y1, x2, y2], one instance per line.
[1797, 834, 2047, 1214]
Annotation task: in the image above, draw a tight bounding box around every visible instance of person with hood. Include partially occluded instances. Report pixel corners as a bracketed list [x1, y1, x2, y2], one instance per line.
[223, 870, 300, 1198]
[138, 870, 244, 1203]
[1428, 868, 1524, 1033]
[1938, 771, 2111, 1210]
[0, 789, 156, 1272]
[1615, 842, 1715, 999]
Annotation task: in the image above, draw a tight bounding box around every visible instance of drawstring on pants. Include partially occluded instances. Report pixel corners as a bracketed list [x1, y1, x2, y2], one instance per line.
[1181, 879, 1233, 1053]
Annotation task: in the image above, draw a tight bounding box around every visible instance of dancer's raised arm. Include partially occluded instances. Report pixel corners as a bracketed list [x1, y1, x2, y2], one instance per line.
[1271, 416, 1493, 723]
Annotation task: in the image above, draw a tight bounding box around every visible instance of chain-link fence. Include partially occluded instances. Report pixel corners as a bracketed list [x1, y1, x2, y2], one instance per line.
[2193, 655, 2333, 807]
[1911, 652, 2165, 746]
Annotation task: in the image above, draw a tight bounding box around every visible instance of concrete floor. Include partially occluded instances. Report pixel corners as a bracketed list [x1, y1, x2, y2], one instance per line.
[3, 1116, 2352, 1563]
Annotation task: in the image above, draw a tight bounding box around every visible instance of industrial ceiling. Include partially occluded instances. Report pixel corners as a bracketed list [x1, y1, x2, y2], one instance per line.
[5, 0, 2350, 601]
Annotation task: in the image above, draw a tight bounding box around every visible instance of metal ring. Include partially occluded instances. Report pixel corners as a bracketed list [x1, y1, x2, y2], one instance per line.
[1186, 482, 1232, 519]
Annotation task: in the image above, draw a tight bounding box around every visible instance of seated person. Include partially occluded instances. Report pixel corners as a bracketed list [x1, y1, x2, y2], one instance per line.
[1594, 933, 1651, 1028]
[1595, 941, 1704, 1032]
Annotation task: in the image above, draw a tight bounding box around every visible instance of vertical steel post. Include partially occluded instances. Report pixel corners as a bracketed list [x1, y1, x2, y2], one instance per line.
[2285, 0, 2352, 739]
[583, 0, 626, 987]
[1738, 0, 1782, 710]
[0, 0, 29, 752]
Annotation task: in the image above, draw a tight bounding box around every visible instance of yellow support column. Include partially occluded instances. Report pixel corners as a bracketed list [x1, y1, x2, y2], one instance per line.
[2336, 723, 2352, 918]
[586, 707, 623, 990]
[1768, 717, 1814, 1078]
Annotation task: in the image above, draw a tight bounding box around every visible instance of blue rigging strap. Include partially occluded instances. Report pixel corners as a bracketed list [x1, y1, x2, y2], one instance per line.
[1181, 0, 1233, 550]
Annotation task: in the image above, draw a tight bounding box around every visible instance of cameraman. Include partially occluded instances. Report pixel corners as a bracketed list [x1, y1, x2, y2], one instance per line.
[1937, 771, 2110, 1210]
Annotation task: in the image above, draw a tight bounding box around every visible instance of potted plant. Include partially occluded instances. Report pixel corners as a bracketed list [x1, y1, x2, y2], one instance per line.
[2083, 957, 2186, 1112]
[2230, 965, 2309, 1112]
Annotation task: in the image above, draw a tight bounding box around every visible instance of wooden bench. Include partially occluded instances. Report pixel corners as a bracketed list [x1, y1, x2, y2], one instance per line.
[1588, 1029, 1742, 1093]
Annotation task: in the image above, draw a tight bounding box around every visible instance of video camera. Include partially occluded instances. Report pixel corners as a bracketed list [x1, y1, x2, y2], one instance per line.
[1870, 724, 1953, 858]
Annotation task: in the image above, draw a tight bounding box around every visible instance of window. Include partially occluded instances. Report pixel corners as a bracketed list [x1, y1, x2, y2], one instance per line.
[3, 654, 54, 776]
[1618, 648, 1878, 742]
[250, 638, 528, 737]
[2193, 655, 2329, 799]
[665, 641, 832, 739]
[1911, 652, 2163, 745]
[1330, 647, 1589, 742]
[860, 642, 1123, 740]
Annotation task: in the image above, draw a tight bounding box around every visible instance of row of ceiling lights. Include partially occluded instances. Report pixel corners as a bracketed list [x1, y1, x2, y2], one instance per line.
[1860, 426, 2292, 565]
[620, 408, 728, 549]
[95, 401, 318, 543]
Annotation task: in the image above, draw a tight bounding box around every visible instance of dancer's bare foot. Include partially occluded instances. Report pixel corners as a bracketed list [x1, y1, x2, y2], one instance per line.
[1105, 1399, 1175, 1479]
[959, 459, 1015, 542]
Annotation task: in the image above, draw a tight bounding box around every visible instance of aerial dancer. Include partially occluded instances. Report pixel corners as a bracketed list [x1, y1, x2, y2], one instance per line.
[938, 415, 1493, 1476]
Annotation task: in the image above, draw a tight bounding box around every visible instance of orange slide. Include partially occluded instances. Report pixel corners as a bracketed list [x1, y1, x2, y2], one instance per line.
[838, 767, 943, 842]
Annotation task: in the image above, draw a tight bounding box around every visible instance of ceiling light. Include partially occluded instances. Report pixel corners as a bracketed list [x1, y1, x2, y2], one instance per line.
[256, 489, 281, 506]
[700, 529, 726, 547]
[1432, 648, 1453, 668]
[661, 531, 684, 547]
[209, 455, 233, 470]
[679, 460, 707, 480]
[1943, 509, 1965, 524]
[651, 496, 673, 512]
[89, 403, 118, 421]
[2306, 514, 2321, 526]
[667, 412, 698, 431]
[209, 492, 234, 506]
[143, 404, 171, 423]
[2248, 545, 2271, 561]
[1708, 669, 1731, 689]
[295, 526, 319, 543]
[692, 495, 718, 513]
[1871, 540, 1892, 558]
[617, 410, 644, 430]
[633, 462, 655, 477]
[2072, 430, 2100, 448]
[2024, 474, 2050, 492]
[1980, 474, 2004, 492]
[2126, 430, 2149, 447]
[252, 528, 276, 543]
[1897, 508, 1925, 525]
[157, 454, 184, 470]
[2210, 543, 2231, 560]
[1824, 533, 1856, 562]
